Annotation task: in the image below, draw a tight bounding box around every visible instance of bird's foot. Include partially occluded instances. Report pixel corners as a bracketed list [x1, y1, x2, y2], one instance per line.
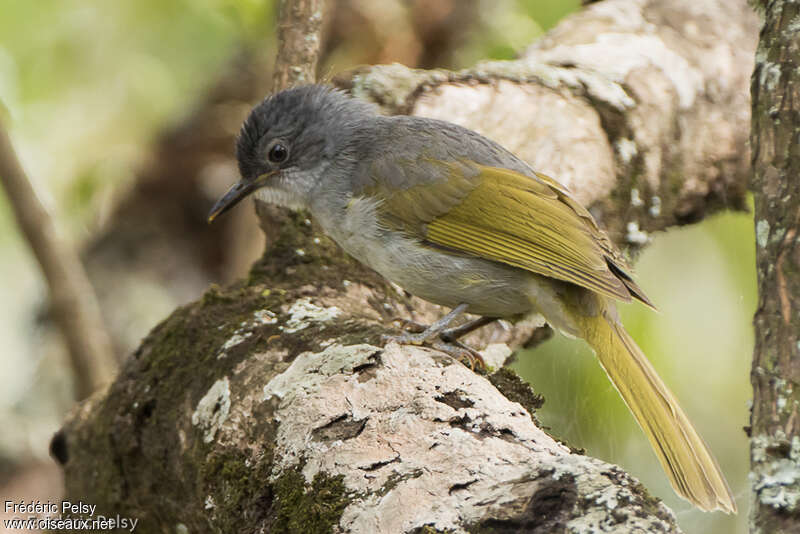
[429, 340, 487, 371]
[382, 304, 493, 371]
[387, 303, 470, 345]
[384, 327, 436, 346]
[381, 331, 487, 371]
[384, 328, 486, 373]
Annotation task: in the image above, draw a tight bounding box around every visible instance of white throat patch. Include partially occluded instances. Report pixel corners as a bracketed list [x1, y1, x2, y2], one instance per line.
[254, 187, 307, 210]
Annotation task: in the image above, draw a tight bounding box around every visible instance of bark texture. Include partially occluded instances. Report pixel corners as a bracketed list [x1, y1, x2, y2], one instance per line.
[273, 0, 324, 91]
[749, 1, 800, 532]
[55, 220, 677, 533]
[56, 0, 758, 532]
[336, 0, 756, 246]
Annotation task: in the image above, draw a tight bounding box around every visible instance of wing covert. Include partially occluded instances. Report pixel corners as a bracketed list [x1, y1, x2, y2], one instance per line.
[363, 156, 652, 307]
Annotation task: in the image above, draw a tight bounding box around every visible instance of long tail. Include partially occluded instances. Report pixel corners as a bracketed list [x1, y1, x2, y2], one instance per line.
[577, 306, 736, 513]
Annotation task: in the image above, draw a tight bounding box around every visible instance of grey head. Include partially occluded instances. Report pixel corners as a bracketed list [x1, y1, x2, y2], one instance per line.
[207, 85, 377, 221]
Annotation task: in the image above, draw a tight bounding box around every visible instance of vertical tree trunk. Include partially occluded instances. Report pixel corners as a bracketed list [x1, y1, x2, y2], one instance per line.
[749, 1, 800, 532]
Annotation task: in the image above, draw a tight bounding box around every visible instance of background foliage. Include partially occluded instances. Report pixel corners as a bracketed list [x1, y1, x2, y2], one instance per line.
[0, 1, 751, 533]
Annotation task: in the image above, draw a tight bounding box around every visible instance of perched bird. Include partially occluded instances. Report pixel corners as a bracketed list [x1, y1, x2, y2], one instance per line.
[208, 84, 735, 513]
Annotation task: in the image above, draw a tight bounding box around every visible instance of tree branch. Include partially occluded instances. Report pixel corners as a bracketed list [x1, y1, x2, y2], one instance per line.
[55, 229, 680, 532]
[336, 0, 756, 246]
[55, 0, 757, 531]
[0, 115, 117, 400]
[273, 0, 325, 91]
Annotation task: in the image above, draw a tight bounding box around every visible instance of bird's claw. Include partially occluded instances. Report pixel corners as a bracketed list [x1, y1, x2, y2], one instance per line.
[381, 332, 487, 372]
[430, 340, 487, 372]
[383, 304, 487, 371]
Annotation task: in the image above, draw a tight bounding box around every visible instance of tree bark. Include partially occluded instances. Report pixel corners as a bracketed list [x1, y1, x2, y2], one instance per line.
[55, 0, 757, 532]
[749, 1, 800, 533]
[273, 0, 324, 91]
[336, 0, 755, 243]
[54, 225, 679, 533]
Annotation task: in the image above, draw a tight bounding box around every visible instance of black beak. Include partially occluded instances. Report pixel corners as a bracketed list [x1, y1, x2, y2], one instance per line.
[207, 171, 275, 223]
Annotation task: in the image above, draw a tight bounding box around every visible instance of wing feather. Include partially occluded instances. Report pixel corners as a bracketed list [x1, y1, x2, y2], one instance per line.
[364, 158, 653, 307]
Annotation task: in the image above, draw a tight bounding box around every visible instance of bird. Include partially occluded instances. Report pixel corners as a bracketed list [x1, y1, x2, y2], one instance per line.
[207, 84, 736, 513]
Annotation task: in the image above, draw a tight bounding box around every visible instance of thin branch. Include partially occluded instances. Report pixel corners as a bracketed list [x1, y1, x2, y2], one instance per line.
[251, 0, 327, 244]
[0, 114, 117, 400]
[272, 0, 325, 91]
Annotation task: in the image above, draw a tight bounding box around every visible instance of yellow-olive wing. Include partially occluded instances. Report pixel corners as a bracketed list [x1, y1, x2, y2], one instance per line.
[371, 161, 653, 307]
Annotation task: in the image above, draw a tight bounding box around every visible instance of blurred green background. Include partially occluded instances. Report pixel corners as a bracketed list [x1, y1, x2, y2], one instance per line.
[0, 1, 752, 533]
[514, 210, 754, 533]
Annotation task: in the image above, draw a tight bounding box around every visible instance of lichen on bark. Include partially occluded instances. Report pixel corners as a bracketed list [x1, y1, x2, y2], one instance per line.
[55, 0, 760, 531]
[749, 0, 800, 532]
[56, 251, 680, 532]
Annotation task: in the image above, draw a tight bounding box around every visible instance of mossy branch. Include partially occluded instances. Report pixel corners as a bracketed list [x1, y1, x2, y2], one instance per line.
[55, 0, 759, 531]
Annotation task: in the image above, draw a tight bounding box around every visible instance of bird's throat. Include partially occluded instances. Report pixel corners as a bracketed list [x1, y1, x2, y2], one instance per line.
[253, 187, 308, 211]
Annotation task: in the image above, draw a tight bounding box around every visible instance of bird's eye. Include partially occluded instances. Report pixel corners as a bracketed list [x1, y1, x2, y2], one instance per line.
[268, 142, 289, 163]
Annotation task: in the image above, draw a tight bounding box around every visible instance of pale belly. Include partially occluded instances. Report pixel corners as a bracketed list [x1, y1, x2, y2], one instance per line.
[331, 224, 535, 317]
[315, 196, 578, 332]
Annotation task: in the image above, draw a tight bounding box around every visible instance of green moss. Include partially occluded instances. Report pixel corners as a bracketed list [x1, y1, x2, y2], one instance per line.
[62, 211, 422, 532]
[201, 283, 237, 305]
[408, 526, 455, 534]
[73, 281, 290, 529]
[272, 469, 352, 534]
[336, 321, 388, 346]
[377, 468, 424, 497]
[201, 447, 275, 531]
[136, 284, 279, 391]
[488, 367, 544, 424]
[592, 466, 668, 523]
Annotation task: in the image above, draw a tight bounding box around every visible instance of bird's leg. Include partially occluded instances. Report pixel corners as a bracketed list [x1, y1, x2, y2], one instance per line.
[385, 304, 491, 371]
[388, 303, 469, 345]
[441, 316, 498, 342]
[429, 340, 487, 371]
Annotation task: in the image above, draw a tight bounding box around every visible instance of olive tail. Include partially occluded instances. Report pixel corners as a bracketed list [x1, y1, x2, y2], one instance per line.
[578, 307, 736, 513]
